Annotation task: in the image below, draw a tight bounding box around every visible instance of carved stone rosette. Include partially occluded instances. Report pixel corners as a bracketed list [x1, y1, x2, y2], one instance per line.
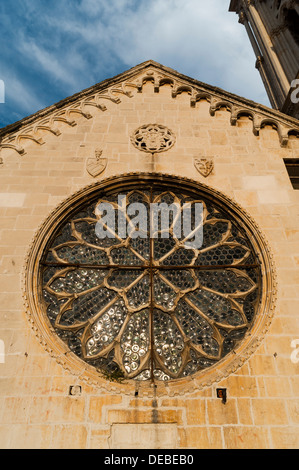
[131, 124, 176, 154]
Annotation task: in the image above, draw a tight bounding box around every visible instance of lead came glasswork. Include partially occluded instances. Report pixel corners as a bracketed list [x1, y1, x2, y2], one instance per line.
[41, 185, 261, 382]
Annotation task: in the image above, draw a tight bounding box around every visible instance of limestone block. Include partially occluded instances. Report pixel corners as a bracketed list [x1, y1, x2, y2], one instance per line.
[109, 423, 178, 449]
[223, 426, 270, 449]
[178, 426, 222, 449]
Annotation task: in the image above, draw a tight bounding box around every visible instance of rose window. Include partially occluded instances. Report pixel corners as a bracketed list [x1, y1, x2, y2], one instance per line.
[40, 178, 262, 383]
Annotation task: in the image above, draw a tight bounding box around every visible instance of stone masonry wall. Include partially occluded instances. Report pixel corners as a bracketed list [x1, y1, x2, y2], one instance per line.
[0, 78, 299, 449]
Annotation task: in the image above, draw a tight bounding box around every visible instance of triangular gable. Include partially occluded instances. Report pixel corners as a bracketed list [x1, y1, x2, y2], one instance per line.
[0, 60, 298, 156]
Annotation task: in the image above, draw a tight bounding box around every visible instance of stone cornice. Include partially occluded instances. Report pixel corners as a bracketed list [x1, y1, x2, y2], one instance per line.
[0, 60, 298, 156]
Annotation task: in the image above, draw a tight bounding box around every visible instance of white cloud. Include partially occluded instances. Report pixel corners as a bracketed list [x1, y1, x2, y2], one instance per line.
[3, 73, 45, 113]
[117, 0, 268, 104]
[54, 0, 270, 105]
[77, 0, 138, 16]
[1, 0, 271, 127]
[18, 40, 80, 90]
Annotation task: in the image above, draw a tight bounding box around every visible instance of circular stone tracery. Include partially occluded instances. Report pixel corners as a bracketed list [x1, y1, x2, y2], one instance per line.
[30, 174, 270, 385]
[131, 124, 175, 153]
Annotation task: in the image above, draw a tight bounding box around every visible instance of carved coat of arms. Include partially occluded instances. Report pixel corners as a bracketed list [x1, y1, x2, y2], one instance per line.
[86, 149, 107, 178]
[131, 124, 175, 154]
[194, 158, 214, 177]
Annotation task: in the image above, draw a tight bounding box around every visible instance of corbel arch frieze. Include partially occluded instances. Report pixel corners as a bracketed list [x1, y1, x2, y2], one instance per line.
[171, 84, 195, 98]
[278, 126, 290, 147]
[34, 125, 61, 137]
[131, 67, 299, 147]
[210, 99, 297, 147]
[50, 114, 77, 128]
[193, 92, 212, 106]
[288, 128, 299, 138]
[1, 65, 299, 158]
[0, 109, 86, 156]
[1, 132, 45, 155]
[0, 83, 135, 157]
[210, 99, 234, 117]
[258, 118, 284, 143]
[231, 107, 255, 123]
[136, 72, 161, 93]
[0, 142, 26, 156]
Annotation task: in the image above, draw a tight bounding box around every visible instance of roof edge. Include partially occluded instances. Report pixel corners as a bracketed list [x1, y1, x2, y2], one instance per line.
[0, 60, 155, 138]
[0, 60, 298, 144]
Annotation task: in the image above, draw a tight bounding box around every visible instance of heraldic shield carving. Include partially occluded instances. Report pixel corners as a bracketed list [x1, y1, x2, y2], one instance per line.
[86, 149, 107, 178]
[194, 158, 214, 177]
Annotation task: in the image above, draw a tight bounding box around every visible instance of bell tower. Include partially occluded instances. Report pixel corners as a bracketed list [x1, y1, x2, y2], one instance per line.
[229, 0, 299, 119]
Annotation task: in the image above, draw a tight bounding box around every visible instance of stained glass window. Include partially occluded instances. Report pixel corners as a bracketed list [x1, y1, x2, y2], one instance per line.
[40, 181, 261, 382]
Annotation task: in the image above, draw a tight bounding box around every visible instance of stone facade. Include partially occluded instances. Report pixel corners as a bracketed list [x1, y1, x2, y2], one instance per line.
[0, 60, 299, 449]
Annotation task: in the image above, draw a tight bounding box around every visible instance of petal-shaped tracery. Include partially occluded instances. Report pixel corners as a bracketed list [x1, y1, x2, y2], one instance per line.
[41, 185, 261, 382]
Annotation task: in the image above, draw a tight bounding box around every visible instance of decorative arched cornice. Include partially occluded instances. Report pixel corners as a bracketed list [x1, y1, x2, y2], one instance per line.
[0, 60, 298, 157]
[128, 64, 299, 148]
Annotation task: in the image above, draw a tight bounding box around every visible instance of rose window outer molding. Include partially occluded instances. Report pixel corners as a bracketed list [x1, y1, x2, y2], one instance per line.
[23, 173, 277, 396]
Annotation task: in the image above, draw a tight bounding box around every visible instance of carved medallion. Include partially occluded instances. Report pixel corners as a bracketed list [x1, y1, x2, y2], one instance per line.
[86, 149, 107, 178]
[131, 124, 175, 153]
[194, 158, 214, 177]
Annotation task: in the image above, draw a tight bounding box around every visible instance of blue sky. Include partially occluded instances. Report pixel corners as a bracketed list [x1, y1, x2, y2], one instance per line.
[0, 0, 270, 129]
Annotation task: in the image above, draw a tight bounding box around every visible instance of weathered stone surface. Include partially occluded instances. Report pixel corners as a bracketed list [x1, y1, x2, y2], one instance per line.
[0, 60, 298, 449]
